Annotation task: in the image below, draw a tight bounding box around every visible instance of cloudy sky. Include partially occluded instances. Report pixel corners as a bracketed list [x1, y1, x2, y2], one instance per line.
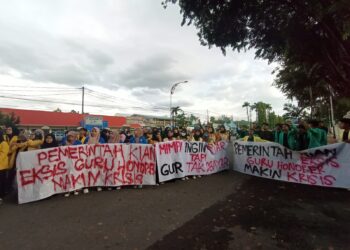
[0, 0, 286, 121]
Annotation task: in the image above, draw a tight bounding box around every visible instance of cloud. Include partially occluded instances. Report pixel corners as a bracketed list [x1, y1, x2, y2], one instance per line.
[0, 0, 286, 120]
[116, 54, 189, 90]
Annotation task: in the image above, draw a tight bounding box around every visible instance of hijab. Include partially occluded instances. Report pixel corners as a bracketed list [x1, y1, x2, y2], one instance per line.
[41, 133, 58, 149]
[88, 127, 101, 144]
[108, 129, 120, 143]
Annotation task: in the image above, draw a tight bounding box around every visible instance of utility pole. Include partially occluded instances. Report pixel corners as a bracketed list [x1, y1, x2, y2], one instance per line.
[207, 109, 209, 124]
[82, 86, 85, 114]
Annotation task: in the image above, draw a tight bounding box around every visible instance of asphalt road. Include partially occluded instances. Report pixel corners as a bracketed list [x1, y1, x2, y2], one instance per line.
[1, 171, 349, 250]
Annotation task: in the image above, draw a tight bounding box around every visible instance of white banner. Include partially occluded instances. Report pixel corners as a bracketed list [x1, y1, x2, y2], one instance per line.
[233, 141, 350, 188]
[17, 143, 156, 204]
[155, 140, 229, 182]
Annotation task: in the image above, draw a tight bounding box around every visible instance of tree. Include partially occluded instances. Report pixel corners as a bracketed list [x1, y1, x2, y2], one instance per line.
[242, 102, 250, 124]
[70, 110, 79, 114]
[53, 108, 62, 112]
[0, 112, 20, 127]
[282, 103, 309, 120]
[164, 0, 350, 97]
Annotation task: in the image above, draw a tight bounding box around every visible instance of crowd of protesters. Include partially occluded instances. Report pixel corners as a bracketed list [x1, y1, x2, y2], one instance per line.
[0, 124, 231, 202]
[237, 111, 350, 150]
[1, 111, 349, 203]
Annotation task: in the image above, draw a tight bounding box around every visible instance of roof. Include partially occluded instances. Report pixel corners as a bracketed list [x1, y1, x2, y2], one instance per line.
[122, 123, 142, 129]
[0, 108, 126, 127]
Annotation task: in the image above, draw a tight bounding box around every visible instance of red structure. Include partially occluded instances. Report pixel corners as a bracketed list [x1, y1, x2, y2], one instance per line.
[0, 108, 126, 130]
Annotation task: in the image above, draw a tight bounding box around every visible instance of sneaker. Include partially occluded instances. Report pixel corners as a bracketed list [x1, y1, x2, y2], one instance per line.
[185, 177, 189, 180]
[64, 193, 70, 197]
[0, 198, 3, 204]
[182, 177, 186, 181]
[74, 191, 79, 196]
[83, 188, 89, 194]
[198, 175, 202, 178]
[193, 176, 197, 179]
[138, 185, 142, 189]
[116, 187, 121, 190]
[107, 187, 112, 191]
[97, 187, 103, 192]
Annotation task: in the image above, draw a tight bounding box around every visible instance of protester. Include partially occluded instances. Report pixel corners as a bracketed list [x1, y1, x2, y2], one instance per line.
[273, 123, 282, 143]
[307, 120, 327, 149]
[41, 133, 59, 149]
[191, 129, 203, 142]
[85, 127, 105, 144]
[163, 129, 175, 142]
[119, 130, 126, 143]
[62, 131, 82, 146]
[173, 127, 180, 140]
[179, 128, 188, 141]
[217, 125, 229, 142]
[100, 128, 110, 143]
[259, 123, 274, 141]
[78, 127, 88, 144]
[130, 128, 147, 144]
[17, 129, 44, 151]
[242, 129, 266, 142]
[4, 126, 19, 169]
[0, 130, 10, 204]
[207, 126, 216, 144]
[124, 130, 133, 143]
[278, 124, 297, 150]
[338, 111, 350, 142]
[295, 124, 309, 151]
[108, 129, 120, 144]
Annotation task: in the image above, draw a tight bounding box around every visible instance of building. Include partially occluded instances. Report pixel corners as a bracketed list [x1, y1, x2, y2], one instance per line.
[126, 114, 171, 128]
[0, 108, 126, 131]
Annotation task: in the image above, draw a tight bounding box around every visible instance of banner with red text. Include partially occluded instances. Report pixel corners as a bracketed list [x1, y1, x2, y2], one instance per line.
[155, 140, 229, 182]
[17, 143, 156, 204]
[233, 141, 350, 188]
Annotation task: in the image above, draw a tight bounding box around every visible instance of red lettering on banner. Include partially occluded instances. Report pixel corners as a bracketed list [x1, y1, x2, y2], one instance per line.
[158, 141, 183, 155]
[88, 170, 101, 186]
[247, 157, 273, 168]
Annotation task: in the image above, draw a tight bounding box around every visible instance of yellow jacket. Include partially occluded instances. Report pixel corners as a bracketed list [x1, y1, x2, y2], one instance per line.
[242, 136, 267, 142]
[18, 139, 44, 151]
[3, 135, 18, 168]
[0, 141, 10, 171]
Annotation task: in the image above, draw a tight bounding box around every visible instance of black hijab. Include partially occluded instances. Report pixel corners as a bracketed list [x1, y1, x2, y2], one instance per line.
[41, 133, 58, 149]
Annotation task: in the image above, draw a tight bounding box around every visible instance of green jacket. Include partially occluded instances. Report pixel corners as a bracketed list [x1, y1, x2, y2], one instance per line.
[307, 128, 327, 149]
[278, 126, 297, 150]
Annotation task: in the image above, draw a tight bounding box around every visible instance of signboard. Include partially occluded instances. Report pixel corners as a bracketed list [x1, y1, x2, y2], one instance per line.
[84, 116, 103, 126]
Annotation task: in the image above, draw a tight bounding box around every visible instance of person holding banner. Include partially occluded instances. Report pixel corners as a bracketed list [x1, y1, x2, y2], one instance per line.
[41, 133, 59, 149]
[163, 129, 176, 142]
[242, 129, 267, 142]
[130, 128, 148, 144]
[62, 131, 82, 146]
[273, 123, 282, 143]
[78, 127, 88, 144]
[17, 129, 44, 151]
[278, 124, 297, 150]
[0, 130, 10, 204]
[307, 120, 327, 148]
[338, 111, 350, 142]
[85, 127, 105, 144]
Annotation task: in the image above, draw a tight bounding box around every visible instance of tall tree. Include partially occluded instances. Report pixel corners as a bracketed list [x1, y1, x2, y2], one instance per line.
[0, 112, 20, 127]
[242, 102, 250, 124]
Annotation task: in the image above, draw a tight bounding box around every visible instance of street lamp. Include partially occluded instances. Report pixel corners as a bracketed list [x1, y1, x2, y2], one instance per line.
[170, 80, 188, 127]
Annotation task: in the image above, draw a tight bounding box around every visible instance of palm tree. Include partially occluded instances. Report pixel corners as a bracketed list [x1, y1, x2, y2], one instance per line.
[242, 102, 250, 124]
